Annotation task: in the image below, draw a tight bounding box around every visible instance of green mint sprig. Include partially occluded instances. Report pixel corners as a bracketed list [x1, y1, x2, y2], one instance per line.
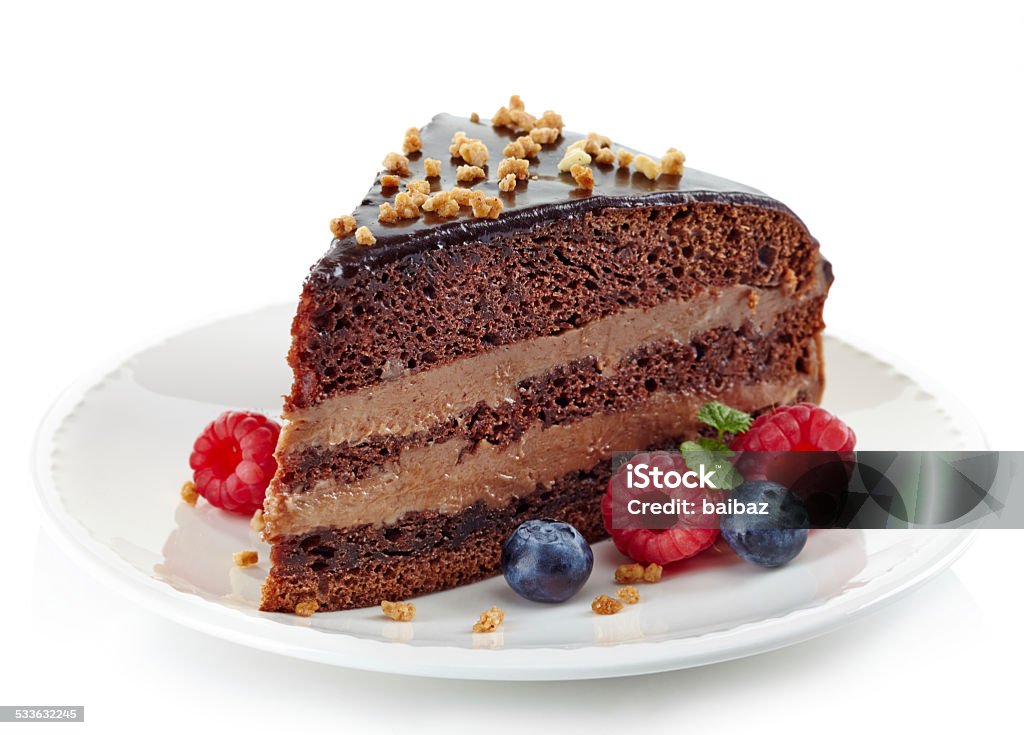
[679, 402, 754, 491]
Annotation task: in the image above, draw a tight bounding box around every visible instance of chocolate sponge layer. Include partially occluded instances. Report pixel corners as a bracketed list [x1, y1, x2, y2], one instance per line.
[288, 202, 825, 408]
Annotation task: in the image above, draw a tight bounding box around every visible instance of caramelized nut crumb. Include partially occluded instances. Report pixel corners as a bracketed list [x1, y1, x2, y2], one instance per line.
[381, 600, 416, 622]
[616, 148, 634, 168]
[570, 164, 594, 190]
[470, 111, 480, 123]
[497, 157, 530, 180]
[380, 174, 401, 189]
[456, 165, 486, 182]
[643, 563, 663, 583]
[633, 154, 661, 180]
[329, 214, 357, 239]
[498, 173, 517, 192]
[594, 148, 615, 166]
[493, 95, 538, 132]
[472, 606, 505, 633]
[402, 126, 422, 154]
[180, 480, 199, 506]
[615, 563, 645, 584]
[295, 599, 319, 617]
[470, 191, 503, 219]
[354, 226, 376, 246]
[393, 191, 420, 219]
[424, 158, 442, 178]
[458, 140, 489, 167]
[378, 202, 400, 224]
[529, 126, 560, 144]
[423, 191, 461, 217]
[232, 550, 258, 567]
[617, 585, 641, 604]
[407, 179, 431, 195]
[661, 147, 686, 176]
[536, 109, 564, 131]
[502, 140, 526, 158]
[592, 595, 624, 615]
[250, 508, 265, 532]
[450, 187, 473, 205]
[382, 151, 410, 176]
[588, 131, 612, 149]
[558, 148, 592, 173]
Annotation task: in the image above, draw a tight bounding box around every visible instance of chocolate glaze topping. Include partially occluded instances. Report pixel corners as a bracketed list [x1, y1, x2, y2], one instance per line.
[312, 113, 810, 284]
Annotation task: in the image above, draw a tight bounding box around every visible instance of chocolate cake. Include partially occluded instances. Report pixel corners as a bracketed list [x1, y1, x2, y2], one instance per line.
[260, 101, 831, 613]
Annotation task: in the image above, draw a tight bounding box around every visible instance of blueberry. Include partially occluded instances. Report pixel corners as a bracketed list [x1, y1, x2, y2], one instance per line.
[720, 480, 809, 568]
[501, 519, 594, 602]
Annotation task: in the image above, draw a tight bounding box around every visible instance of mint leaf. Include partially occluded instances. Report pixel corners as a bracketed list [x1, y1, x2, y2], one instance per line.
[696, 401, 753, 439]
[679, 440, 744, 490]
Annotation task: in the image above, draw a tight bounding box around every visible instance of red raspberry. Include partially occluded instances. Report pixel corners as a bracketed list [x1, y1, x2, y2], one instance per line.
[189, 411, 281, 515]
[601, 451, 719, 566]
[731, 403, 856, 452]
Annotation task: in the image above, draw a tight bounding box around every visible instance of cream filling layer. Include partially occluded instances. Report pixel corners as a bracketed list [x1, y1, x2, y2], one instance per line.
[282, 276, 825, 451]
[264, 370, 822, 537]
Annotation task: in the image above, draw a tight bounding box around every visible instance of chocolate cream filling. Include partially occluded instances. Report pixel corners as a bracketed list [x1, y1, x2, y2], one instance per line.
[264, 367, 820, 538]
[279, 273, 826, 452]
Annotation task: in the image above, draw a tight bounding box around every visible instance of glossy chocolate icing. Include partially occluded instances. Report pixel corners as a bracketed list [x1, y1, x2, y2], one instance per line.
[312, 113, 807, 284]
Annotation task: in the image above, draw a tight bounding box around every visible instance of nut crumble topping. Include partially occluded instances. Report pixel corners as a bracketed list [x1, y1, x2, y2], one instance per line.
[503, 135, 542, 159]
[232, 550, 258, 567]
[616, 148, 634, 168]
[329, 214, 357, 239]
[381, 600, 416, 622]
[422, 190, 460, 217]
[378, 202, 399, 223]
[472, 606, 505, 633]
[570, 164, 594, 189]
[180, 480, 199, 506]
[449, 131, 490, 166]
[617, 586, 641, 604]
[643, 563, 663, 582]
[661, 147, 686, 176]
[592, 595, 624, 615]
[593, 148, 615, 166]
[469, 190, 503, 219]
[295, 599, 319, 617]
[250, 508, 265, 532]
[380, 174, 401, 189]
[394, 191, 420, 219]
[456, 164, 486, 182]
[423, 158, 442, 178]
[558, 147, 592, 172]
[497, 157, 530, 180]
[382, 151, 410, 176]
[498, 173, 517, 192]
[469, 111, 480, 123]
[354, 226, 376, 246]
[536, 110, 564, 131]
[402, 126, 422, 154]
[615, 563, 644, 583]
[529, 126, 560, 144]
[633, 154, 661, 180]
[492, 94, 555, 133]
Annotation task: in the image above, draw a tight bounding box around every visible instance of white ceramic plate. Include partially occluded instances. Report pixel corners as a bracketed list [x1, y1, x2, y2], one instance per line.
[33, 305, 985, 680]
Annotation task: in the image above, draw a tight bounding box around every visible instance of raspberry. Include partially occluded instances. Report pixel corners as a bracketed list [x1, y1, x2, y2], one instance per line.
[188, 411, 281, 515]
[731, 403, 856, 452]
[601, 451, 719, 566]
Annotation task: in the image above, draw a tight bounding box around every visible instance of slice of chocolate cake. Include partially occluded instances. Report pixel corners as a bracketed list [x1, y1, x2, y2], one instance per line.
[260, 100, 831, 613]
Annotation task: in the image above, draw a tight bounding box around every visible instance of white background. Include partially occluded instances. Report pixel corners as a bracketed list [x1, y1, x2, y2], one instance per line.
[2, 1, 1022, 732]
